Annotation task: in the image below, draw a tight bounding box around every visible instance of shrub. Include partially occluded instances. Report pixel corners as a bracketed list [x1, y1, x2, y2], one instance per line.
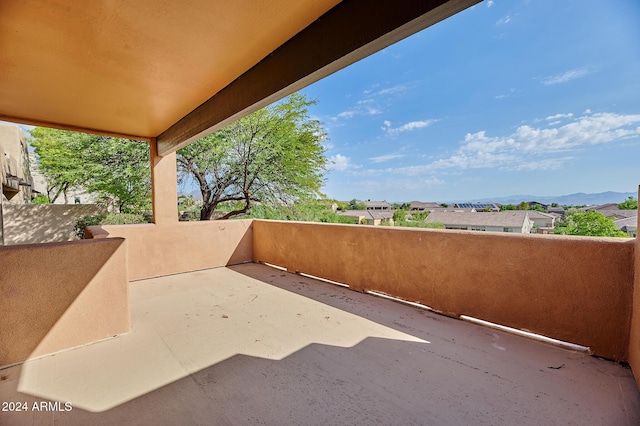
[75, 213, 149, 239]
[31, 195, 51, 204]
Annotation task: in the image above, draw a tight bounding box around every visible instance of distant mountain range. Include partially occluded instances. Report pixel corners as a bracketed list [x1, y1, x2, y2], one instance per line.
[181, 189, 637, 207]
[466, 191, 637, 206]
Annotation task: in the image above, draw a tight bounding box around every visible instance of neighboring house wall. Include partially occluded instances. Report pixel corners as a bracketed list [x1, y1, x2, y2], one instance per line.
[425, 211, 534, 234]
[1, 204, 103, 245]
[1, 125, 33, 205]
[527, 211, 556, 229]
[339, 210, 394, 226]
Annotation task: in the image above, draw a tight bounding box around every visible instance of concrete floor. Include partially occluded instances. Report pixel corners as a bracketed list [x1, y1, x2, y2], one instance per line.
[1, 263, 639, 425]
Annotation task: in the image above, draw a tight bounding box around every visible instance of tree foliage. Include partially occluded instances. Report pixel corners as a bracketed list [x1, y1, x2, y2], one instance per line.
[238, 199, 355, 224]
[618, 196, 638, 210]
[177, 93, 327, 220]
[348, 199, 367, 210]
[554, 211, 627, 237]
[393, 209, 407, 223]
[30, 128, 151, 212]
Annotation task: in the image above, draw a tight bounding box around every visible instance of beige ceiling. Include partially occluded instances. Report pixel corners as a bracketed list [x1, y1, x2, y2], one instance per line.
[0, 0, 340, 139]
[0, 0, 480, 151]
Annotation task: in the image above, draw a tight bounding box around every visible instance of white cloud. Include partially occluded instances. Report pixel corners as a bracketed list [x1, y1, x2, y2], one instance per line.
[382, 119, 438, 134]
[547, 120, 561, 126]
[376, 84, 409, 96]
[496, 15, 511, 25]
[495, 88, 516, 99]
[487, 0, 494, 7]
[546, 113, 573, 120]
[338, 110, 357, 119]
[541, 68, 591, 85]
[382, 111, 640, 175]
[328, 154, 352, 171]
[369, 153, 405, 163]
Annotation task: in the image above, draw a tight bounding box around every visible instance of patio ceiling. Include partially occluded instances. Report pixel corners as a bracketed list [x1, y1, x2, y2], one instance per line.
[0, 0, 479, 155]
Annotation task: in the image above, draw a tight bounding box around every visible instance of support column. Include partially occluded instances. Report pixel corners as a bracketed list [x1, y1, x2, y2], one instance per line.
[150, 138, 178, 225]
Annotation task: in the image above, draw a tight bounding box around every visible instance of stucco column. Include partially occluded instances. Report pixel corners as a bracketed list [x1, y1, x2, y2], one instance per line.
[150, 138, 178, 225]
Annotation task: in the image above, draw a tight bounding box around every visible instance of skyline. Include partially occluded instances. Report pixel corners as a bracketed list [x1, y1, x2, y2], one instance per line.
[302, 0, 640, 202]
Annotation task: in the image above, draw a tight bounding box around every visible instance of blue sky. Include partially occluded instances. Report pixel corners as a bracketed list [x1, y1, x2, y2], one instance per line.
[302, 0, 640, 202]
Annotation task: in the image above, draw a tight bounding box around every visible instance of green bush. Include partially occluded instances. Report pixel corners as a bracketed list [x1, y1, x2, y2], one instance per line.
[31, 195, 51, 204]
[75, 213, 149, 239]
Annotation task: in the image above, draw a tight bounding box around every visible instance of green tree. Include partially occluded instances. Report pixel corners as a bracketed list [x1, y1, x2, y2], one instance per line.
[393, 209, 407, 223]
[31, 194, 50, 204]
[555, 211, 627, 237]
[30, 127, 87, 203]
[500, 204, 516, 211]
[30, 128, 151, 212]
[177, 93, 327, 220]
[516, 201, 529, 210]
[410, 211, 429, 221]
[348, 199, 367, 210]
[618, 196, 638, 210]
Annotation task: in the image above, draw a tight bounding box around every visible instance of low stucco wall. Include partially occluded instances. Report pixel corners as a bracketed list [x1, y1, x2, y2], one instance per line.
[253, 220, 634, 361]
[628, 188, 640, 388]
[86, 219, 253, 281]
[0, 238, 129, 367]
[1, 203, 103, 245]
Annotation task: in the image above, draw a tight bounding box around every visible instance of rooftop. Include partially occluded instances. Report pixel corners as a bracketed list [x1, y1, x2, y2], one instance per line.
[425, 211, 531, 228]
[2, 263, 638, 425]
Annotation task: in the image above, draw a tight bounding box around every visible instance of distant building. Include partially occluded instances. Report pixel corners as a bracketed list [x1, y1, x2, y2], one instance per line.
[453, 202, 499, 212]
[408, 201, 440, 211]
[1, 124, 33, 205]
[528, 201, 565, 216]
[338, 210, 394, 226]
[585, 203, 636, 220]
[614, 216, 637, 238]
[526, 210, 556, 232]
[364, 200, 391, 211]
[425, 211, 534, 234]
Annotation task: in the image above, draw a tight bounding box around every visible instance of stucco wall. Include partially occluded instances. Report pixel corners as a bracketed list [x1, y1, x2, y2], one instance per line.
[0, 238, 129, 367]
[1, 204, 103, 245]
[628, 187, 640, 388]
[86, 219, 253, 281]
[253, 220, 634, 361]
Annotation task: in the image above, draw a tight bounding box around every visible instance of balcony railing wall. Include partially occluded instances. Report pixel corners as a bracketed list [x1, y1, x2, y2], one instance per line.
[0, 238, 129, 366]
[253, 220, 635, 362]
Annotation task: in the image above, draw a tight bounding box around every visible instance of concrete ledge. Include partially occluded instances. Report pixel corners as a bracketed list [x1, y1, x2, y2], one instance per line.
[0, 238, 129, 367]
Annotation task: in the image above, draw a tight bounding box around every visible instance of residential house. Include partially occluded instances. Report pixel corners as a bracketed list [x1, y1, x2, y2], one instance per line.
[364, 200, 391, 210]
[526, 210, 556, 233]
[408, 201, 440, 211]
[1, 1, 640, 423]
[453, 202, 499, 211]
[528, 201, 565, 216]
[425, 211, 534, 234]
[1, 124, 33, 205]
[615, 216, 638, 238]
[584, 203, 635, 219]
[339, 209, 394, 226]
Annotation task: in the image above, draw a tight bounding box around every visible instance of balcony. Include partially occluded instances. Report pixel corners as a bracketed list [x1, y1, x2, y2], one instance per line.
[2, 219, 639, 424]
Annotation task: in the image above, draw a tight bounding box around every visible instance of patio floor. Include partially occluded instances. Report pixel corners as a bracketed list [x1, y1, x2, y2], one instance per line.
[1, 263, 639, 425]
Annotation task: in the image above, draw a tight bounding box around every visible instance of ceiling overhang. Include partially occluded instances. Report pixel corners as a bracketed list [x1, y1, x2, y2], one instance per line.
[0, 0, 480, 155]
